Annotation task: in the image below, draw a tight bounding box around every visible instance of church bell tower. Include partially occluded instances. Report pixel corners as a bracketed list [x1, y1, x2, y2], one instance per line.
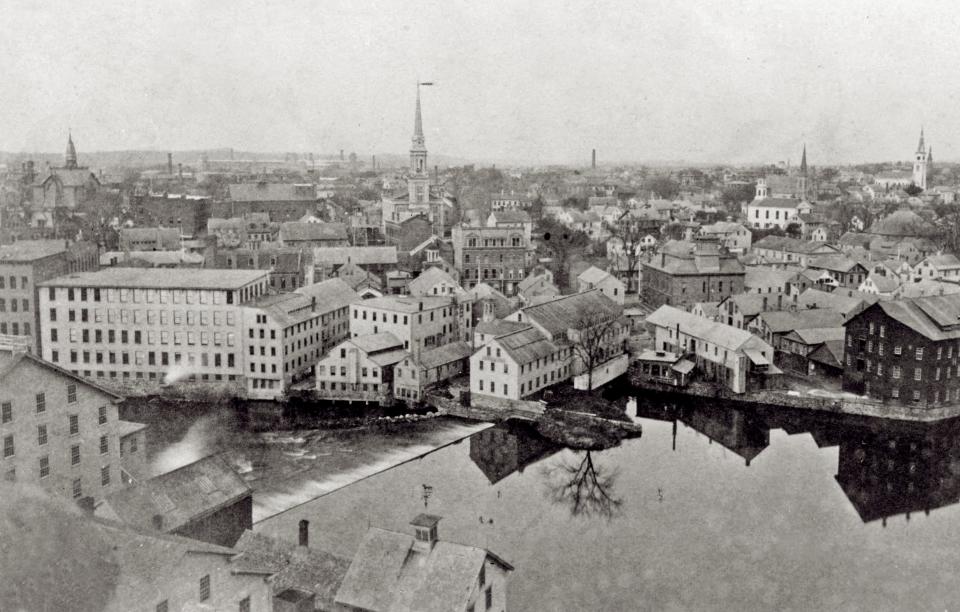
[913, 127, 928, 190]
[408, 85, 430, 204]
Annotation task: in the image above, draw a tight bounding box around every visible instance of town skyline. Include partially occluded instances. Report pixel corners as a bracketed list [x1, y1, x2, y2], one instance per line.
[4, 1, 960, 165]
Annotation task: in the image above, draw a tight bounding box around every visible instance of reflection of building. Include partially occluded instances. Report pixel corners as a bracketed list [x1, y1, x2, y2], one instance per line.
[835, 421, 960, 524]
[469, 422, 559, 484]
[683, 406, 770, 466]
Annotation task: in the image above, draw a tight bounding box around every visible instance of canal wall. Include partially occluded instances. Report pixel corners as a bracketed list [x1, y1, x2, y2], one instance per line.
[629, 370, 960, 423]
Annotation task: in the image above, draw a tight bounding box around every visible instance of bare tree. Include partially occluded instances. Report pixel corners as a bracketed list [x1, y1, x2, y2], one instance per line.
[569, 305, 625, 393]
[605, 214, 648, 295]
[543, 451, 623, 519]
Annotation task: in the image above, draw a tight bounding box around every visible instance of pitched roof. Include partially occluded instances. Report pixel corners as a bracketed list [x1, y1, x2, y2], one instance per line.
[100, 455, 250, 533]
[859, 296, 960, 341]
[520, 290, 622, 336]
[311, 246, 398, 266]
[233, 531, 350, 610]
[279, 222, 347, 242]
[921, 253, 960, 270]
[864, 273, 900, 293]
[0, 240, 71, 262]
[758, 309, 846, 333]
[351, 332, 403, 354]
[744, 266, 796, 290]
[808, 339, 844, 368]
[807, 255, 866, 273]
[476, 319, 529, 338]
[646, 305, 758, 351]
[0, 349, 124, 401]
[407, 267, 462, 297]
[577, 265, 612, 285]
[415, 341, 473, 369]
[495, 326, 560, 364]
[785, 326, 846, 345]
[336, 527, 508, 612]
[357, 295, 453, 313]
[489, 210, 531, 224]
[753, 235, 837, 255]
[867, 209, 937, 237]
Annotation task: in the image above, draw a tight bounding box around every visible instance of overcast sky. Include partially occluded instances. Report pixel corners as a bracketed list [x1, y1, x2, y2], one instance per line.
[2, 0, 959, 165]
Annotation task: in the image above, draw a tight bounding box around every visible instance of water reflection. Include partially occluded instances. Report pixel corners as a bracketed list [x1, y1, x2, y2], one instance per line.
[472, 393, 960, 527]
[542, 451, 623, 519]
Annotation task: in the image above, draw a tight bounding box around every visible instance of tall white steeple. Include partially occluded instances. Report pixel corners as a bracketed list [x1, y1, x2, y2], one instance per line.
[913, 127, 928, 190]
[408, 84, 430, 204]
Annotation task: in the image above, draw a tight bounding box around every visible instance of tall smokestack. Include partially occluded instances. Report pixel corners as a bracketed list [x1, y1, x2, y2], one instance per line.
[178, 163, 183, 182]
[592, 149, 596, 169]
[167, 153, 173, 175]
[372, 155, 376, 171]
[340, 149, 344, 161]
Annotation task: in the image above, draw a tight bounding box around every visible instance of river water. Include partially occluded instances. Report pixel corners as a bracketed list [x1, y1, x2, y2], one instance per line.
[252, 394, 960, 611]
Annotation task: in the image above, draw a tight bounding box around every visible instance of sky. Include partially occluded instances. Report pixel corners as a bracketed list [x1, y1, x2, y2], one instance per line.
[2, 0, 960, 165]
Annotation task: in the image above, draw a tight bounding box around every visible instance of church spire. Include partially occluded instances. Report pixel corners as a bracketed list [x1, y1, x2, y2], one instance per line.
[413, 84, 424, 143]
[800, 143, 808, 175]
[65, 132, 78, 169]
[917, 127, 926, 154]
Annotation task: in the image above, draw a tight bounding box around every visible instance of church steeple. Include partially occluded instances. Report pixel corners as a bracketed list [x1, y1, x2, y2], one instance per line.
[913, 128, 928, 190]
[65, 132, 78, 169]
[800, 144, 808, 175]
[917, 127, 926, 154]
[408, 83, 430, 204]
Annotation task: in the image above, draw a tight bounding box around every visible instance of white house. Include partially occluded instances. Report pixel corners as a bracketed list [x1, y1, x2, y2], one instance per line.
[576, 266, 625, 305]
[699, 221, 751, 253]
[746, 198, 810, 230]
[646, 305, 777, 393]
[913, 254, 960, 282]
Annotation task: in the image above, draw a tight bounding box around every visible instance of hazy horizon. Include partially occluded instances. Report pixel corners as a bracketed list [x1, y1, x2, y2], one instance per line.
[3, 1, 959, 166]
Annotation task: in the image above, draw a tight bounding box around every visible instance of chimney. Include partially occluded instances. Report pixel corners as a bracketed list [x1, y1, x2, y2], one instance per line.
[410, 514, 441, 554]
[482, 300, 495, 322]
[178, 163, 183, 181]
[340, 149, 344, 161]
[762, 296, 768, 311]
[167, 153, 173, 175]
[153, 514, 164, 530]
[592, 149, 596, 169]
[777, 294, 782, 310]
[311, 296, 317, 313]
[372, 154, 376, 170]
[299, 519, 309, 547]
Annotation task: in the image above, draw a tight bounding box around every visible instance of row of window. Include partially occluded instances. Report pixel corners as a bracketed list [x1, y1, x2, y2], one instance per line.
[0, 298, 29, 312]
[0, 385, 78, 426]
[50, 286, 238, 306]
[853, 336, 959, 361]
[0, 275, 29, 290]
[51, 327, 238, 348]
[1, 448, 111, 486]
[55, 349, 237, 369]
[0, 321, 30, 336]
[51, 307, 238, 327]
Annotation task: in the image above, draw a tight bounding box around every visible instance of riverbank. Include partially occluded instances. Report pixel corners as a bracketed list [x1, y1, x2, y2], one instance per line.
[629, 372, 960, 423]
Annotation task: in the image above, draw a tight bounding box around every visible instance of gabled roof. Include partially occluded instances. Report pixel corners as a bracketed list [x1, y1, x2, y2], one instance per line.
[577, 265, 613, 285]
[476, 319, 529, 338]
[784, 326, 846, 345]
[807, 255, 866, 273]
[920, 253, 960, 270]
[496, 326, 560, 364]
[864, 273, 900, 293]
[758, 309, 846, 333]
[856, 296, 960, 341]
[0, 239, 71, 262]
[335, 526, 511, 612]
[414, 341, 473, 369]
[519, 290, 622, 336]
[646, 305, 758, 351]
[753, 235, 838, 255]
[280, 222, 347, 242]
[234, 531, 350, 610]
[749, 197, 802, 209]
[489, 210, 531, 224]
[99, 455, 250, 533]
[40, 268, 268, 290]
[351, 332, 403, 354]
[407, 267, 462, 297]
[0, 349, 124, 401]
[808, 339, 844, 368]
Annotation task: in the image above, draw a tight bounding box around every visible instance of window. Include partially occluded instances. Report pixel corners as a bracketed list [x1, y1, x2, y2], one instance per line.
[914, 367, 922, 381]
[892, 365, 901, 379]
[71, 445, 80, 465]
[100, 435, 108, 455]
[3, 435, 13, 458]
[99, 406, 107, 425]
[916, 347, 924, 361]
[239, 597, 250, 612]
[879, 325, 886, 338]
[39, 455, 49, 478]
[101, 465, 110, 486]
[67, 384, 77, 403]
[199, 575, 211, 601]
[1, 402, 10, 424]
[894, 345, 902, 356]
[37, 425, 47, 446]
[72, 478, 82, 499]
[35, 393, 45, 413]
[485, 586, 493, 609]
[913, 390, 921, 401]
[891, 387, 900, 399]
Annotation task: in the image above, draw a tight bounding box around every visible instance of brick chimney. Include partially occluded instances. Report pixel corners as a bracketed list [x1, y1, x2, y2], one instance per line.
[410, 514, 441, 554]
[299, 519, 309, 546]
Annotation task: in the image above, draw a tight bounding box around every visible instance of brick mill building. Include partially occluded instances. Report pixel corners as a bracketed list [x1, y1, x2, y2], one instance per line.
[642, 237, 745, 310]
[842, 294, 960, 407]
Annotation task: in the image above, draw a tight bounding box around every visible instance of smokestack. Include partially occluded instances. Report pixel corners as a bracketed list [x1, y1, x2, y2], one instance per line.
[299, 520, 309, 546]
[340, 149, 344, 161]
[372, 155, 376, 171]
[167, 153, 173, 175]
[178, 163, 183, 181]
[592, 149, 596, 169]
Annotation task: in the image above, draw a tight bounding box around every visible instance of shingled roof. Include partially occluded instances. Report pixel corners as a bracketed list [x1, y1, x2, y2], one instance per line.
[518, 290, 622, 337]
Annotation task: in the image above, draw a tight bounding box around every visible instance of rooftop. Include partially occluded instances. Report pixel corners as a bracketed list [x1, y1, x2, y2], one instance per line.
[0, 240, 70, 263]
[99, 454, 251, 534]
[519, 290, 622, 336]
[646, 305, 758, 351]
[41, 267, 269, 290]
[357, 295, 454, 313]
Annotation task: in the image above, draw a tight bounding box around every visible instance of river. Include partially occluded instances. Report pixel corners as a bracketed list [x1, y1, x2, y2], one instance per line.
[251, 394, 960, 611]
